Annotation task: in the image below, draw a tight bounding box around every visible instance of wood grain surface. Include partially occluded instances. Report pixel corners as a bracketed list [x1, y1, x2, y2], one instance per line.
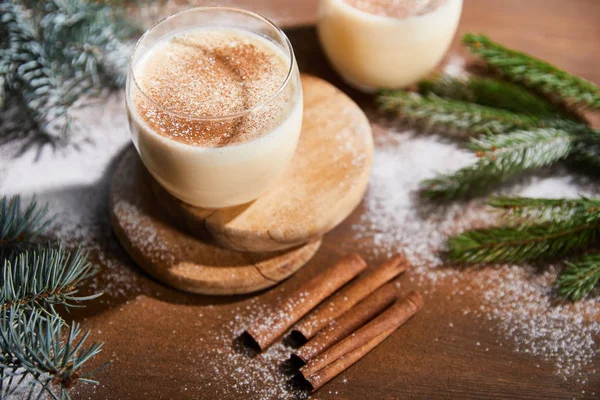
[110, 148, 323, 295]
[151, 74, 373, 253]
[69, 1, 600, 399]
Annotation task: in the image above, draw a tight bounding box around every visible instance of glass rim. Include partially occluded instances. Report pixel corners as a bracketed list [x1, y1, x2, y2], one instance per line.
[128, 6, 296, 121]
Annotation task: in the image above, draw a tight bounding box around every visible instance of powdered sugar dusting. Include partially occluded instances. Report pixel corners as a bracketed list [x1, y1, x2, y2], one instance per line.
[195, 295, 309, 400]
[354, 121, 600, 381]
[0, 93, 148, 301]
[0, 68, 598, 397]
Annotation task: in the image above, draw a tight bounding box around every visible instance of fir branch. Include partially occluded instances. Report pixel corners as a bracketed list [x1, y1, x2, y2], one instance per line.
[0, 0, 133, 145]
[418, 75, 564, 117]
[463, 33, 600, 109]
[0, 0, 73, 144]
[0, 196, 52, 255]
[377, 90, 543, 137]
[39, 0, 135, 88]
[556, 254, 600, 301]
[1, 245, 100, 314]
[487, 196, 600, 223]
[421, 129, 575, 201]
[0, 193, 106, 394]
[0, 307, 105, 399]
[448, 213, 600, 264]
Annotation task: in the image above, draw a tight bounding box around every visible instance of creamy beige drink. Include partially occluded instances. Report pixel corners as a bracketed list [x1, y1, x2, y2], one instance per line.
[126, 8, 302, 209]
[318, 0, 462, 91]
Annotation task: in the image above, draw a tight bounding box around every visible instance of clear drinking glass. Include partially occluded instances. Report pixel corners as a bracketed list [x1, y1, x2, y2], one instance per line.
[126, 7, 303, 209]
[317, 0, 463, 91]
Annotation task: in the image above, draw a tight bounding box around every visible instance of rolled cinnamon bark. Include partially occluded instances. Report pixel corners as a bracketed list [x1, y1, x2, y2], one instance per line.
[292, 283, 398, 365]
[300, 291, 423, 377]
[303, 327, 396, 392]
[291, 255, 410, 342]
[243, 254, 367, 351]
[292, 255, 410, 342]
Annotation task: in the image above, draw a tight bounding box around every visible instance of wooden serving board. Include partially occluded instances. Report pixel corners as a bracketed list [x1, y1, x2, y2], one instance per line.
[152, 74, 373, 252]
[110, 148, 322, 295]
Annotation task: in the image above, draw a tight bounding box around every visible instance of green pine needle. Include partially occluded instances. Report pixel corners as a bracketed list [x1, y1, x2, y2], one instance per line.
[418, 75, 564, 117]
[0, 307, 106, 399]
[0, 194, 105, 394]
[448, 197, 600, 263]
[448, 220, 600, 264]
[0, 196, 52, 254]
[556, 254, 600, 301]
[0, 0, 133, 145]
[377, 90, 543, 137]
[488, 196, 600, 224]
[463, 33, 600, 109]
[1, 245, 101, 314]
[421, 128, 574, 201]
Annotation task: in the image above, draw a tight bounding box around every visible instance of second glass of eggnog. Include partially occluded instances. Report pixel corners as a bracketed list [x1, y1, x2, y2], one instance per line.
[318, 0, 462, 91]
[126, 7, 303, 209]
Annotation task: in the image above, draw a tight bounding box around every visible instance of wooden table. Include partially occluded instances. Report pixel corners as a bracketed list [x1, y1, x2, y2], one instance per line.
[71, 0, 600, 398]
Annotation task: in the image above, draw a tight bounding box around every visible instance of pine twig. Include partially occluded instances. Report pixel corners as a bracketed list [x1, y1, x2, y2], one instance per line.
[0, 196, 52, 254]
[1, 0, 75, 144]
[0, 0, 134, 146]
[1, 245, 101, 314]
[418, 75, 564, 117]
[463, 33, 600, 110]
[377, 90, 542, 137]
[0, 307, 106, 399]
[556, 254, 600, 301]
[447, 197, 600, 263]
[0, 194, 105, 395]
[488, 196, 600, 224]
[421, 129, 575, 201]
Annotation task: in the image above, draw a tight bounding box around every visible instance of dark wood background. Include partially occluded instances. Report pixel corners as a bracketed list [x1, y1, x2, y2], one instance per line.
[70, 0, 600, 398]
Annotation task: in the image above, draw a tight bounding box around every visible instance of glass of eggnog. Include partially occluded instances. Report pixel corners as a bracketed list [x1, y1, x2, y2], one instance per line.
[317, 0, 462, 91]
[126, 7, 303, 209]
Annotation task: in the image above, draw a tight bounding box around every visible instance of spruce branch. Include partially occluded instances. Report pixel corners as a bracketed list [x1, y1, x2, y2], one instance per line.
[418, 75, 564, 117]
[488, 196, 600, 224]
[0, 196, 52, 255]
[1, 245, 100, 314]
[463, 33, 600, 109]
[0, 307, 105, 399]
[0, 0, 134, 145]
[0, 0, 73, 144]
[448, 219, 600, 264]
[447, 196, 600, 263]
[377, 90, 543, 137]
[421, 129, 574, 201]
[556, 254, 600, 301]
[0, 194, 105, 394]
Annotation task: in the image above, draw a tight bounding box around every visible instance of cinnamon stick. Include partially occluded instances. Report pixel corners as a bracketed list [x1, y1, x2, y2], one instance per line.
[300, 291, 423, 377]
[292, 283, 398, 365]
[291, 254, 410, 342]
[302, 327, 395, 391]
[243, 254, 367, 351]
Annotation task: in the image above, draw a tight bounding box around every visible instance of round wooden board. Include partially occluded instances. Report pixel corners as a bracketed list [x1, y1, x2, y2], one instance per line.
[110, 149, 322, 295]
[152, 74, 373, 252]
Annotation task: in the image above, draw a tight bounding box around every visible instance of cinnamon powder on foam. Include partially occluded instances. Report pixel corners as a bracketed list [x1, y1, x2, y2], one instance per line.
[343, 0, 447, 18]
[133, 28, 291, 148]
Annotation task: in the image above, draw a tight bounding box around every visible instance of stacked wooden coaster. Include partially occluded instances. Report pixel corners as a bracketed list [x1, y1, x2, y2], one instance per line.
[242, 253, 423, 392]
[110, 75, 373, 294]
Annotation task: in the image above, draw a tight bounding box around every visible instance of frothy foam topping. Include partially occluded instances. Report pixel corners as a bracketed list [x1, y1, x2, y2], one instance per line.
[132, 28, 293, 147]
[343, 0, 447, 18]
